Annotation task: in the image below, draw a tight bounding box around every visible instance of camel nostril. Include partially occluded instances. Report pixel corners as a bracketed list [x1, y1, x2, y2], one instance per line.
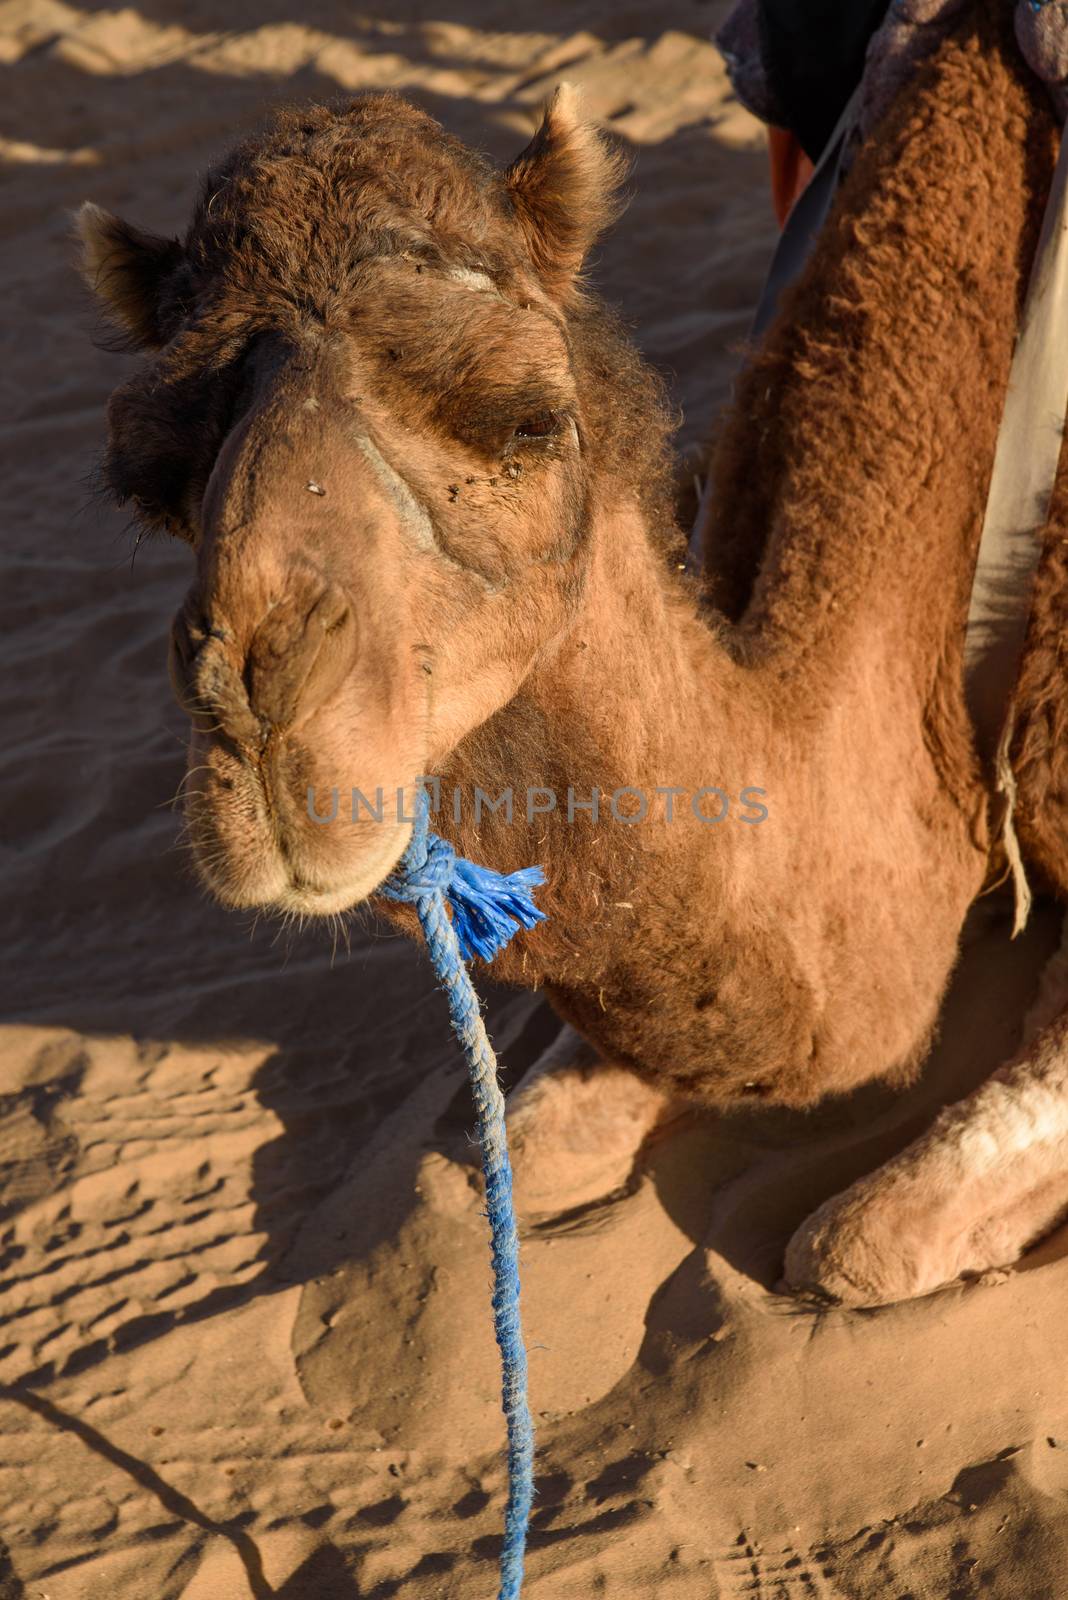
[171, 584, 355, 742]
[170, 615, 190, 666]
[246, 581, 357, 731]
[170, 606, 216, 673]
[169, 603, 262, 745]
[195, 643, 262, 746]
[168, 612, 201, 711]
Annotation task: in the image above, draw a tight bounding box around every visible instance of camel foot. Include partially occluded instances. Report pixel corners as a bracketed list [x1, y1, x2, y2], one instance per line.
[787, 931, 1068, 1306]
[783, 1174, 964, 1308]
[784, 1111, 1068, 1308]
[505, 1026, 672, 1215]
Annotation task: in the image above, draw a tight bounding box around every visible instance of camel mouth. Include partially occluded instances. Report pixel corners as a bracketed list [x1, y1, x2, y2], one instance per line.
[235, 823, 412, 918]
[180, 725, 417, 920]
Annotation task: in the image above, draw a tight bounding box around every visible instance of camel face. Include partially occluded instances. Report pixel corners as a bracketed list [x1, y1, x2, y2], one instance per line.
[157, 265, 588, 918]
[80, 90, 625, 916]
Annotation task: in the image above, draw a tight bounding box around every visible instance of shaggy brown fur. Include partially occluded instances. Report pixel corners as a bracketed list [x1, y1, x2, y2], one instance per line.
[78, 7, 1068, 1303]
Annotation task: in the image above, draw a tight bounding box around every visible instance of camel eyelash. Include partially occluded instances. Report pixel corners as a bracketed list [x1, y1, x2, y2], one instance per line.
[511, 410, 563, 443]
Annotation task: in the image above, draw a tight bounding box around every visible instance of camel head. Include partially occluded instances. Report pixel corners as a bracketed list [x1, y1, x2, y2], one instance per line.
[79, 89, 651, 917]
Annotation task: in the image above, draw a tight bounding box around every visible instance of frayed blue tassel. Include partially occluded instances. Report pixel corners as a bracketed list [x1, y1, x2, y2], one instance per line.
[447, 858, 546, 962]
[379, 799, 546, 964]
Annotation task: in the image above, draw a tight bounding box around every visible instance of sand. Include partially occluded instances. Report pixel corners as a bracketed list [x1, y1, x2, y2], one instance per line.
[3, 1, 1068, 1595]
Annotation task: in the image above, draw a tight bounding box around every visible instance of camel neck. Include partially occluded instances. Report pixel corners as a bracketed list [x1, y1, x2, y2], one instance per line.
[437, 502, 758, 979]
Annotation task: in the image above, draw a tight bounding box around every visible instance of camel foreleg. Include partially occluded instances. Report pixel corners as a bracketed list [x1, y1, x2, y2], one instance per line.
[785, 936, 1068, 1305]
[505, 1024, 675, 1215]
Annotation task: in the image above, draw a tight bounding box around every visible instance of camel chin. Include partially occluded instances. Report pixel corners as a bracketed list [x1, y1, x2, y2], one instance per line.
[209, 857, 409, 921]
[189, 790, 414, 920]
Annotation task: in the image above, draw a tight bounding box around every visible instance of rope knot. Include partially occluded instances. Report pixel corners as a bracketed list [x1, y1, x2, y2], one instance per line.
[380, 790, 547, 964]
[380, 831, 457, 902]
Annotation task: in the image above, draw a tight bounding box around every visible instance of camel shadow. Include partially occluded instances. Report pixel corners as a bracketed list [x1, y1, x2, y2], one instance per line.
[274, 1545, 360, 1599]
[0, 931, 562, 1393]
[1, 1384, 370, 1597]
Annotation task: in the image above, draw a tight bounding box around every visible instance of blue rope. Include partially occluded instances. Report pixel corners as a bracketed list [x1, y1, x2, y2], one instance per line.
[381, 789, 546, 1598]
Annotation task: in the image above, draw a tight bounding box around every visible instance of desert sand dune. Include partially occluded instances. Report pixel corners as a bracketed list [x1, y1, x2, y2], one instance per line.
[3, 2, 1068, 1595]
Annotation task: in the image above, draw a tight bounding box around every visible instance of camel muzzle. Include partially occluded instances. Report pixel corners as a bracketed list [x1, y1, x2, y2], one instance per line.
[165, 364, 433, 914]
[169, 560, 422, 917]
[170, 578, 358, 749]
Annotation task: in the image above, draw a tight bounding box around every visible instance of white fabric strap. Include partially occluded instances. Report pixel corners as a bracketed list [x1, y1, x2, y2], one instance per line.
[965, 123, 1068, 935]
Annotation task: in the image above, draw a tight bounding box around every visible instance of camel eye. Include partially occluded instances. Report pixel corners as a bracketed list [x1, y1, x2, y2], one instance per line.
[513, 412, 560, 442]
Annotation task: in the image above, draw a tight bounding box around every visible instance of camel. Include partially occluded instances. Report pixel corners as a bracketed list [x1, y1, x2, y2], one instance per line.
[77, 0, 1068, 1308]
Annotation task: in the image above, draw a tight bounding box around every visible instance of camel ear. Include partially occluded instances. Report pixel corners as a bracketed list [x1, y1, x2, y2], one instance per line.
[505, 84, 626, 299]
[75, 201, 183, 349]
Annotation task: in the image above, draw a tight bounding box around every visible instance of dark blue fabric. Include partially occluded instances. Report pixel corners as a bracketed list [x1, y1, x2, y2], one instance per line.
[760, 0, 892, 158]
